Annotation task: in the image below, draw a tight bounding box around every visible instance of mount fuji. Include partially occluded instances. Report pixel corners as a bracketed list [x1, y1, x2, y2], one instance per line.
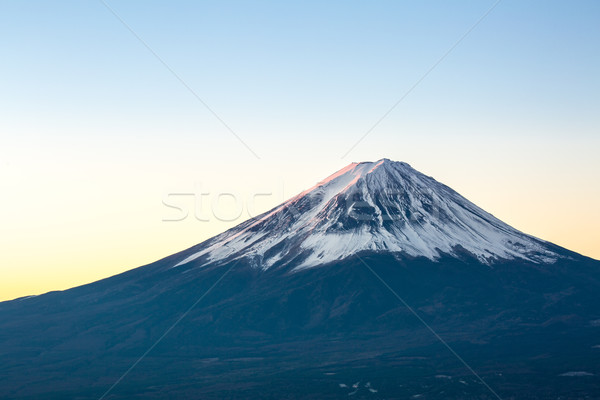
[1, 159, 599, 399]
[174, 159, 559, 270]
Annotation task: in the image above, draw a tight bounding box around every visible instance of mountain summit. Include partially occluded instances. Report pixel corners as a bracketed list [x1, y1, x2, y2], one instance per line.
[175, 159, 560, 270]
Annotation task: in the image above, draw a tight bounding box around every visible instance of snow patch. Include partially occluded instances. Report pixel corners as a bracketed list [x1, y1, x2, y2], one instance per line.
[560, 371, 594, 377]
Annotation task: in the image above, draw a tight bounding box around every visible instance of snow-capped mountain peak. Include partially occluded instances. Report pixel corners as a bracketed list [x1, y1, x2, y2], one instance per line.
[174, 159, 561, 270]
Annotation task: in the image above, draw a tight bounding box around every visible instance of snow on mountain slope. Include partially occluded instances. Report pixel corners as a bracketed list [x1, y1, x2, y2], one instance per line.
[174, 159, 561, 270]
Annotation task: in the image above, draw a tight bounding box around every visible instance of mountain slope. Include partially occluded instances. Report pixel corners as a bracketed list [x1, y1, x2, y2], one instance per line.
[0, 159, 599, 399]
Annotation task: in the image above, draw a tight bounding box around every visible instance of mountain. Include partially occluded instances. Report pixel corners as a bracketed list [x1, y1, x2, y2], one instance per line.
[1, 159, 599, 399]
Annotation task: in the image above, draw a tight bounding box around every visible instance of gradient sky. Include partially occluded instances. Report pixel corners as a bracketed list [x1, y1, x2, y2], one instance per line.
[1, 0, 599, 301]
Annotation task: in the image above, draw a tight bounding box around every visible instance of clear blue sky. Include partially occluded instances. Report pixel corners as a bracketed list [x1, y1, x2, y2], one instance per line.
[2, 1, 598, 145]
[1, 1, 599, 300]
